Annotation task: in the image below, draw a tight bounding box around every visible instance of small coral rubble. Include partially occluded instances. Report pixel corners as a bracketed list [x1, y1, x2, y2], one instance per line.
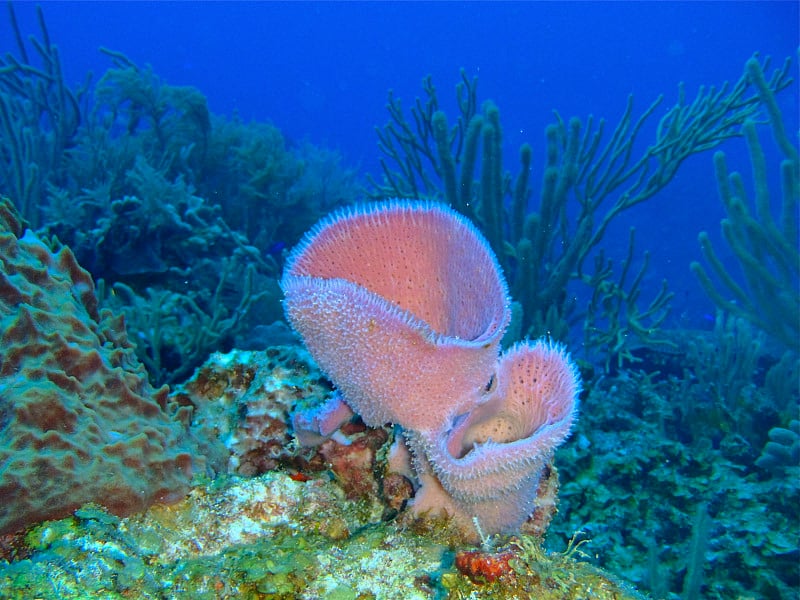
[0, 196, 195, 536]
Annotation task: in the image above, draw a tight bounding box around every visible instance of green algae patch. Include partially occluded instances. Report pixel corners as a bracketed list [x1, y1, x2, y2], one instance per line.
[324, 585, 359, 600]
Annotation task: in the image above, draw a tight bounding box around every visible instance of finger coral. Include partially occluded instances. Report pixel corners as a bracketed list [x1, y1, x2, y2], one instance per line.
[0, 197, 195, 535]
[282, 200, 579, 540]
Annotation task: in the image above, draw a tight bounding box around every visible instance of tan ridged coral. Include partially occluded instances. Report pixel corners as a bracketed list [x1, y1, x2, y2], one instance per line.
[0, 196, 195, 535]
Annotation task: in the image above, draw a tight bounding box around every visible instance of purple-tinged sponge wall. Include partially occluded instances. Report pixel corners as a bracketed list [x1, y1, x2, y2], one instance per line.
[283, 201, 580, 541]
[0, 197, 195, 535]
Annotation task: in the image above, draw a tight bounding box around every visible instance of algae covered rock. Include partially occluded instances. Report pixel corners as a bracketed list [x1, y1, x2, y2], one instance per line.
[1, 473, 643, 600]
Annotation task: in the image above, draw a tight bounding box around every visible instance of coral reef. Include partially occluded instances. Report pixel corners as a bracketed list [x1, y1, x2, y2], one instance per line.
[282, 201, 579, 540]
[0, 197, 195, 536]
[174, 347, 414, 527]
[552, 360, 799, 598]
[0, 344, 635, 598]
[0, 8, 794, 598]
[5, 314, 789, 597]
[41, 51, 359, 277]
[1, 9, 361, 387]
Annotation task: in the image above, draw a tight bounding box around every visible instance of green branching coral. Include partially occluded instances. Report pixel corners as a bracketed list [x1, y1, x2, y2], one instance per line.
[0, 22, 358, 386]
[0, 4, 86, 227]
[686, 311, 764, 412]
[94, 48, 212, 175]
[98, 256, 272, 386]
[691, 57, 799, 354]
[371, 56, 793, 355]
[583, 227, 675, 369]
[200, 115, 357, 251]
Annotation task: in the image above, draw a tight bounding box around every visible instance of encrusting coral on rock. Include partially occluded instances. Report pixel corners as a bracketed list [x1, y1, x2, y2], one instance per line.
[0, 196, 195, 536]
[173, 346, 409, 519]
[0, 466, 643, 599]
[171, 346, 334, 477]
[282, 200, 580, 541]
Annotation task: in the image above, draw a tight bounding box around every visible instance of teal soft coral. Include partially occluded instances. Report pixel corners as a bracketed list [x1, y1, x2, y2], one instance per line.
[282, 200, 580, 540]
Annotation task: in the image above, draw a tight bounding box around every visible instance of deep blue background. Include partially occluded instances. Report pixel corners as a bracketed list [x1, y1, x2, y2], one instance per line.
[2, 1, 798, 330]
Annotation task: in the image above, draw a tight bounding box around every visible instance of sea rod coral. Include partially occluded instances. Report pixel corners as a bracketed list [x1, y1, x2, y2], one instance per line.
[282, 200, 580, 540]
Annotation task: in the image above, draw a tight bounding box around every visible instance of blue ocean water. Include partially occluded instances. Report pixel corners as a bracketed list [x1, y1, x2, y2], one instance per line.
[2, 1, 797, 325]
